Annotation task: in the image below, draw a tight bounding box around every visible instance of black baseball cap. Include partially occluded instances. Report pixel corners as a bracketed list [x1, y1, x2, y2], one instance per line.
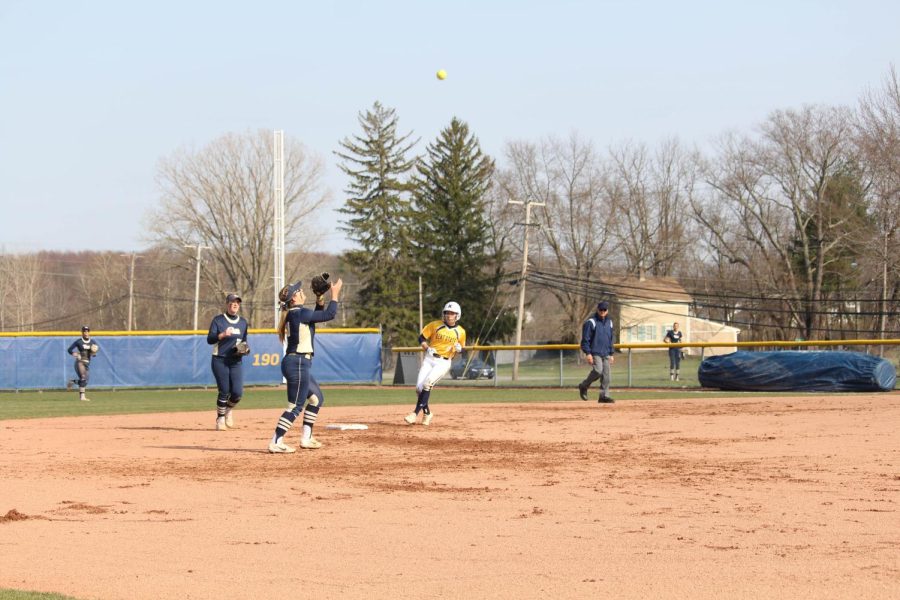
[81, 325, 90, 332]
[597, 301, 609, 311]
[225, 293, 242, 303]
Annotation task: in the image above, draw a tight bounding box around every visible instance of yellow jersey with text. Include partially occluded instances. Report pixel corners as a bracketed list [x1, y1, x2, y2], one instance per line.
[421, 320, 466, 359]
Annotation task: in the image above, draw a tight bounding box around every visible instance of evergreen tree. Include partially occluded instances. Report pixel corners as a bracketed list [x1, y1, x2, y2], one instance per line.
[335, 102, 420, 346]
[412, 118, 515, 344]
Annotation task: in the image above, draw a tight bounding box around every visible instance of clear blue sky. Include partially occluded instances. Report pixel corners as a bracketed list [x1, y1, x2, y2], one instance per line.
[1, 0, 898, 253]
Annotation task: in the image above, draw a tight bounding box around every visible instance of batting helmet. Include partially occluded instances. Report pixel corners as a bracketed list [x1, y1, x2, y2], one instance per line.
[442, 301, 461, 317]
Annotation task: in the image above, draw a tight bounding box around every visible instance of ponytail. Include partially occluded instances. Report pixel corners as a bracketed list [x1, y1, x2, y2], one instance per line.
[277, 285, 293, 343]
[277, 311, 288, 343]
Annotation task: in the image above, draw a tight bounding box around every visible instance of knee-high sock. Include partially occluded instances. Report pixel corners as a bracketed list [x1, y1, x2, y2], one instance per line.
[302, 398, 321, 439]
[275, 403, 302, 439]
[416, 389, 432, 414]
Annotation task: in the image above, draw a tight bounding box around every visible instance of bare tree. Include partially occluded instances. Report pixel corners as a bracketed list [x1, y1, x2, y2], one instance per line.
[0, 253, 12, 330]
[608, 138, 698, 278]
[499, 134, 619, 338]
[857, 66, 900, 346]
[692, 105, 864, 339]
[0, 253, 44, 331]
[147, 129, 328, 325]
[73, 253, 130, 329]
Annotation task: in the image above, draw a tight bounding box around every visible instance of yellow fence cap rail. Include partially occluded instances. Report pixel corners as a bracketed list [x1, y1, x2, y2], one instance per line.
[0, 327, 381, 337]
[393, 339, 900, 352]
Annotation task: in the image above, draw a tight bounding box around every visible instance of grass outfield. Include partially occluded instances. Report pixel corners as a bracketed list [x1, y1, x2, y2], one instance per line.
[0, 592, 79, 600]
[0, 385, 819, 421]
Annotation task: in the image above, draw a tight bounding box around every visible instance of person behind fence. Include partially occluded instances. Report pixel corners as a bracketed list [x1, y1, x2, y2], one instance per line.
[67, 325, 99, 401]
[268, 275, 343, 454]
[404, 301, 466, 426]
[207, 293, 250, 431]
[664, 322, 684, 381]
[578, 301, 615, 403]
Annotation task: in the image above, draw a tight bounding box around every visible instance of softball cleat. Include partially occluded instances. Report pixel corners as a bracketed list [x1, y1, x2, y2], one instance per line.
[422, 413, 433, 426]
[299, 437, 323, 449]
[268, 441, 296, 454]
[404, 412, 417, 425]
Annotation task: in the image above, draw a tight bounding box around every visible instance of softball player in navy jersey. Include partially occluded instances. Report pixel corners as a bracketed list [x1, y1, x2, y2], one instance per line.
[67, 325, 98, 401]
[664, 322, 684, 381]
[207, 293, 249, 430]
[404, 301, 466, 426]
[268, 276, 343, 453]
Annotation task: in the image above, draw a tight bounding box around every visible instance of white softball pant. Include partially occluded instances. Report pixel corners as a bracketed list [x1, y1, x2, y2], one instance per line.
[416, 352, 452, 393]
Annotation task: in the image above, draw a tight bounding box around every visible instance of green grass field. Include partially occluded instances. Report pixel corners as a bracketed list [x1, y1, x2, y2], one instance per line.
[0, 383, 819, 422]
[0, 591, 79, 600]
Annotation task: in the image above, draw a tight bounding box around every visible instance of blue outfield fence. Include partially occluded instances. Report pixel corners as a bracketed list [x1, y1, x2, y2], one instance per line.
[0, 332, 382, 390]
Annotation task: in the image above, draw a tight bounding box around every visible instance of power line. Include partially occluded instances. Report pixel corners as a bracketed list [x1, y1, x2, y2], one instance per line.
[4, 295, 130, 331]
[529, 265, 896, 305]
[523, 270, 900, 336]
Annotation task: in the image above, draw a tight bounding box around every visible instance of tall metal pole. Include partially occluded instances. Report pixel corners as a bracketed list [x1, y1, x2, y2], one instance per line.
[273, 130, 285, 328]
[127, 253, 136, 331]
[509, 198, 544, 380]
[193, 247, 201, 331]
[185, 244, 210, 331]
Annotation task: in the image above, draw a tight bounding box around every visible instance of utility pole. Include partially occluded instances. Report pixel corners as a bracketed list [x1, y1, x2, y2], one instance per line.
[126, 253, 137, 331]
[509, 197, 544, 380]
[185, 244, 210, 331]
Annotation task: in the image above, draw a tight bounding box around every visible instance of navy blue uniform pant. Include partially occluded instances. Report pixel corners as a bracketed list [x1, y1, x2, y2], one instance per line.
[211, 356, 244, 407]
[274, 353, 324, 438]
[668, 347, 682, 370]
[73, 360, 90, 388]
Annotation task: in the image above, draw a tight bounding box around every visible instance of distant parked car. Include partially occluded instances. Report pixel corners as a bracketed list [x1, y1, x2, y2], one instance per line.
[450, 356, 495, 380]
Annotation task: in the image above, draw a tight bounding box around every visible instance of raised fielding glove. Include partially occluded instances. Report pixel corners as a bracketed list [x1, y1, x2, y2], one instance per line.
[311, 272, 331, 298]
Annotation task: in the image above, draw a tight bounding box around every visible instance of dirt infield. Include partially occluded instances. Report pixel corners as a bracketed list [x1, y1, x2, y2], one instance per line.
[2, 394, 898, 599]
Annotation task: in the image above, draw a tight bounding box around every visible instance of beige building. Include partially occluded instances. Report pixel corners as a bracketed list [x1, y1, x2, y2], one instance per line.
[605, 275, 740, 356]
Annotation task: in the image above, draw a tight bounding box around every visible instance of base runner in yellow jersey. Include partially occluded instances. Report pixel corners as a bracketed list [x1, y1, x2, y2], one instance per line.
[404, 301, 466, 426]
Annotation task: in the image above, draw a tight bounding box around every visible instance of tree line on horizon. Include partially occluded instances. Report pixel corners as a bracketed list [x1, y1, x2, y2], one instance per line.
[1, 68, 898, 345]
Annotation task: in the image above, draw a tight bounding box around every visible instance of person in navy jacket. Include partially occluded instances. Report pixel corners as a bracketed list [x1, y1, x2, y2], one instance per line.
[207, 293, 249, 430]
[578, 301, 616, 403]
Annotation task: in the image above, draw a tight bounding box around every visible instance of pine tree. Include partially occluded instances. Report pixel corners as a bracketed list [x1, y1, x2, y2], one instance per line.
[412, 117, 515, 344]
[335, 102, 420, 346]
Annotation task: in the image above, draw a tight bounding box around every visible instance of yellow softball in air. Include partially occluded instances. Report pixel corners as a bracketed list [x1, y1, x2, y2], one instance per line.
[436, 69, 447, 80]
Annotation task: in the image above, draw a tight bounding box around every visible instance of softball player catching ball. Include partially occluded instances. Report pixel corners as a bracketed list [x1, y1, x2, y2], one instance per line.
[268, 276, 343, 453]
[404, 301, 466, 426]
